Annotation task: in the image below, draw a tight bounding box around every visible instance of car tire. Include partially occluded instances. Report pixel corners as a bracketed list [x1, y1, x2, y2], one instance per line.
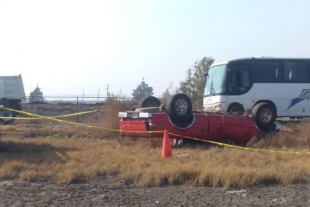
[0, 110, 16, 125]
[225, 102, 245, 115]
[137, 96, 161, 108]
[166, 93, 192, 120]
[252, 102, 276, 126]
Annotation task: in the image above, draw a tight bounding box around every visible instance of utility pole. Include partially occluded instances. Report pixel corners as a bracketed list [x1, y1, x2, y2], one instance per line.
[98, 88, 100, 102]
[106, 84, 109, 98]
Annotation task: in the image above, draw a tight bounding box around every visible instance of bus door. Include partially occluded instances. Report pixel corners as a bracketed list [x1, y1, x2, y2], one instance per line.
[226, 63, 252, 105]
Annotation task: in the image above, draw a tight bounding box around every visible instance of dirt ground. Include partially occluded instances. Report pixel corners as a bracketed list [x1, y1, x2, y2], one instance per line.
[0, 176, 310, 207]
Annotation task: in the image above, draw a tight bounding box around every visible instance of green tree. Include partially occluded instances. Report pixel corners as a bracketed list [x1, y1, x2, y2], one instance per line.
[178, 57, 214, 106]
[132, 78, 154, 100]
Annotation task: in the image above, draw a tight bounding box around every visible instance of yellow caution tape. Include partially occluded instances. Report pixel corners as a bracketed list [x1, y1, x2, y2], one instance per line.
[0, 106, 163, 134]
[54, 110, 100, 118]
[0, 117, 41, 120]
[0, 109, 99, 120]
[276, 118, 310, 122]
[168, 132, 310, 155]
[1, 106, 309, 154]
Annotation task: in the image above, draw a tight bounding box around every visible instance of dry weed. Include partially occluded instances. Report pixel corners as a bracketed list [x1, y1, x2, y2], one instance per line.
[1, 102, 310, 188]
[192, 101, 203, 111]
[256, 122, 310, 149]
[100, 99, 132, 137]
[1, 134, 310, 189]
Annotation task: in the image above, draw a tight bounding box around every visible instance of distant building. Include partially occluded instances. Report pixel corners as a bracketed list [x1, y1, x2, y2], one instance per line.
[0, 74, 26, 102]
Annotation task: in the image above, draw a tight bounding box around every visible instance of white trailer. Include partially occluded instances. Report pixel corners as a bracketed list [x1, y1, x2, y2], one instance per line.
[0, 74, 26, 124]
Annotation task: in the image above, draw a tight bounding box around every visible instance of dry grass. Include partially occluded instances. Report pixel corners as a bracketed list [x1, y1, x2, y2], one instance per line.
[1, 131, 310, 188]
[100, 99, 132, 137]
[192, 101, 203, 111]
[1, 101, 310, 189]
[255, 122, 310, 149]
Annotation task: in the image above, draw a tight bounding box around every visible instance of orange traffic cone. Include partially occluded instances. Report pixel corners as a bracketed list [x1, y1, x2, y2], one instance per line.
[161, 130, 172, 158]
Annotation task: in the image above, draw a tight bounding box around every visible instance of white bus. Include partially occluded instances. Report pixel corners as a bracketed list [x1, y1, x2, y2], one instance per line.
[203, 57, 310, 126]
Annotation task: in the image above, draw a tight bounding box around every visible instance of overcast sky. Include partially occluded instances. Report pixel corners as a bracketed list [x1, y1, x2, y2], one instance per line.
[1, 0, 310, 99]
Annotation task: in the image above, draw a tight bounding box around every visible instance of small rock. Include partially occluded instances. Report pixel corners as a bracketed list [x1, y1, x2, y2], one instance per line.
[117, 180, 128, 186]
[101, 195, 109, 199]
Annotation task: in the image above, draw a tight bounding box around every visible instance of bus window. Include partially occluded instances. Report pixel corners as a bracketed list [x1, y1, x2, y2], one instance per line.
[240, 71, 250, 86]
[228, 71, 249, 87]
[227, 64, 251, 95]
[204, 64, 227, 96]
[284, 62, 309, 83]
[256, 62, 281, 82]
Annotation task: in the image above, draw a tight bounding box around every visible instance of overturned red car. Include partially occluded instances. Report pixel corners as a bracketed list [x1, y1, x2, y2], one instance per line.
[118, 94, 281, 146]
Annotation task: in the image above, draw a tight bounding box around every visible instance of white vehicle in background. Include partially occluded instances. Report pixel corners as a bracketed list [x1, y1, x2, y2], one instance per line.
[203, 57, 310, 126]
[0, 74, 26, 124]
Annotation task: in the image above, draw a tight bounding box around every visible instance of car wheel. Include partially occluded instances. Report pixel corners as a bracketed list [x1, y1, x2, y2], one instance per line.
[166, 93, 192, 120]
[0, 110, 16, 125]
[137, 96, 161, 108]
[225, 103, 245, 115]
[252, 102, 276, 126]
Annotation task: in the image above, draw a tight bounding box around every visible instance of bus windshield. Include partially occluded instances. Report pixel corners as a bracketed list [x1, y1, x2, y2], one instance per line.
[204, 64, 227, 96]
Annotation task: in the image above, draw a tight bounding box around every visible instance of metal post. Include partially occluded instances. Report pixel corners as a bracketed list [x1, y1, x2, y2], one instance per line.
[31, 100, 33, 124]
[76, 96, 79, 122]
[98, 88, 100, 102]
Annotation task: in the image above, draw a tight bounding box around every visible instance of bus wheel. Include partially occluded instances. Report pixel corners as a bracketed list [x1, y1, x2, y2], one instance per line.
[225, 103, 245, 115]
[252, 102, 276, 125]
[137, 96, 161, 108]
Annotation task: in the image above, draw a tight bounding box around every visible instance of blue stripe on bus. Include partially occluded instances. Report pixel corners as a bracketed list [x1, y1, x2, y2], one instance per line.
[286, 97, 305, 110]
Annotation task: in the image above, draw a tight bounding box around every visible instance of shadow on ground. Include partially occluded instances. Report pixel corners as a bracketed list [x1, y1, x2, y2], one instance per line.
[0, 140, 76, 166]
